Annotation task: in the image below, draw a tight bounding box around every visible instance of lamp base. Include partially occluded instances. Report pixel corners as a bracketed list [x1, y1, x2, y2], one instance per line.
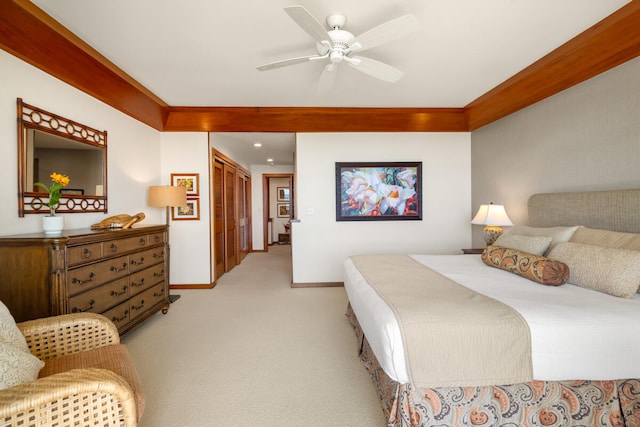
[483, 225, 504, 246]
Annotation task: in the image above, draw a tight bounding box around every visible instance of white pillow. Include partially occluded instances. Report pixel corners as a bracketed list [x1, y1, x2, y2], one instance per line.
[0, 301, 44, 390]
[494, 234, 552, 256]
[504, 225, 579, 255]
[0, 342, 44, 389]
[548, 242, 640, 298]
[0, 301, 29, 353]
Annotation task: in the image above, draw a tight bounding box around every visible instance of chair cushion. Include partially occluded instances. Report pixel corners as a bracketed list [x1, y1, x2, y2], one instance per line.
[39, 344, 145, 421]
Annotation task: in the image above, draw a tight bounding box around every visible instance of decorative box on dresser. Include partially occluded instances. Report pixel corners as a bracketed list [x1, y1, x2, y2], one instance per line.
[0, 224, 170, 335]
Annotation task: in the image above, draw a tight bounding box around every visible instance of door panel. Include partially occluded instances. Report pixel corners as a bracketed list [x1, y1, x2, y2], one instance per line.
[213, 161, 225, 280]
[224, 164, 237, 270]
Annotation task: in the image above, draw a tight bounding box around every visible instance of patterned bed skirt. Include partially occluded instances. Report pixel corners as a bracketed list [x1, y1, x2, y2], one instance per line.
[345, 304, 640, 427]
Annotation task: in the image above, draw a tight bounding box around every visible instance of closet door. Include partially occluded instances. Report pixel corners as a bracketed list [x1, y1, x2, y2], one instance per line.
[224, 164, 238, 270]
[237, 172, 251, 262]
[213, 160, 225, 280]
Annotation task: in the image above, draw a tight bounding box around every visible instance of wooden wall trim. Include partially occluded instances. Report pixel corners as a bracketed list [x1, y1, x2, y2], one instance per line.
[0, 0, 168, 131]
[465, 1, 640, 130]
[2, 0, 639, 132]
[164, 107, 468, 132]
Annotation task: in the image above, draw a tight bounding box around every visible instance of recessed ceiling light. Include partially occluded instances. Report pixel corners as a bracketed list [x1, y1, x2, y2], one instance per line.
[266, 158, 274, 162]
[253, 142, 262, 147]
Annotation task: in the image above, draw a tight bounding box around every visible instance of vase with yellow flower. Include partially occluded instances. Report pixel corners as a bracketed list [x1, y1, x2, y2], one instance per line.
[34, 172, 70, 234]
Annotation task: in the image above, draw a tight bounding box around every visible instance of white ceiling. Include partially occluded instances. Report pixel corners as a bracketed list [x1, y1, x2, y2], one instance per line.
[32, 0, 630, 166]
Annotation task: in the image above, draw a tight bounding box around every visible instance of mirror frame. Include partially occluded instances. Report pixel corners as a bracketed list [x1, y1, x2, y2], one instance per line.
[17, 98, 108, 216]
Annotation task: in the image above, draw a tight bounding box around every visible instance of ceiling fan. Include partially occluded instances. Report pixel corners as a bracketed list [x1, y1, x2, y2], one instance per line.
[256, 6, 420, 92]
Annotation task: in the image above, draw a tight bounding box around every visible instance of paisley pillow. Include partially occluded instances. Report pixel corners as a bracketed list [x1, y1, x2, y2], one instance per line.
[482, 245, 569, 286]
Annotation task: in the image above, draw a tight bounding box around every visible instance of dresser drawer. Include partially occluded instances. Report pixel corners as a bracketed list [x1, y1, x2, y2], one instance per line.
[148, 232, 165, 246]
[102, 301, 130, 330]
[103, 235, 150, 257]
[68, 277, 129, 314]
[67, 242, 103, 266]
[129, 263, 165, 293]
[129, 247, 165, 273]
[129, 283, 166, 321]
[67, 255, 129, 295]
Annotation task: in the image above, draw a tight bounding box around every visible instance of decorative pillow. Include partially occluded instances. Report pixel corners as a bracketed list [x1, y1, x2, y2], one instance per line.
[569, 226, 640, 251]
[493, 234, 552, 256]
[503, 225, 579, 255]
[548, 242, 640, 298]
[481, 245, 569, 286]
[0, 301, 44, 390]
[0, 301, 28, 353]
[0, 342, 44, 390]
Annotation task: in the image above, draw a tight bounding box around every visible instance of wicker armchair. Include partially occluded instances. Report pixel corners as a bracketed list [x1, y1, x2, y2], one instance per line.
[0, 313, 141, 427]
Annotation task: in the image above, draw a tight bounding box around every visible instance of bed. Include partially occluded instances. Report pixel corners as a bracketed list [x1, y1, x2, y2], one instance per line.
[344, 189, 640, 427]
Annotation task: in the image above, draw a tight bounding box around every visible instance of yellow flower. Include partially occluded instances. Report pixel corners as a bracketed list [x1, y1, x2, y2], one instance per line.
[33, 172, 71, 216]
[51, 172, 70, 187]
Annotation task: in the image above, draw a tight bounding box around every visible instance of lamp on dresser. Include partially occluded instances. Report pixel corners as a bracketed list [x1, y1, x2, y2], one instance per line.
[471, 202, 513, 246]
[148, 185, 187, 303]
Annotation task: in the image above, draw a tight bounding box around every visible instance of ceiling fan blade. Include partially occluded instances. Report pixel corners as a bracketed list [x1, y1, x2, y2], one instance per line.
[351, 15, 420, 52]
[349, 56, 404, 83]
[317, 64, 338, 94]
[284, 5, 330, 45]
[256, 55, 321, 71]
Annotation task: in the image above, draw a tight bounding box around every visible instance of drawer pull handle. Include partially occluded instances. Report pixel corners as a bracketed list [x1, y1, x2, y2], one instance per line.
[111, 286, 128, 297]
[153, 270, 165, 278]
[111, 310, 129, 323]
[82, 248, 92, 258]
[154, 235, 161, 243]
[71, 272, 95, 285]
[132, 300, 145, 311]
[109, 243, 118, 252]
[130, 257, 145, 266]
[152, 252, 164, 259]
[131, 278, 145, 288]
[153, 291, 164, 298]
[111, 263, 128, 273]
[139, 238, 147, 246]
[71, 299, 95, 313]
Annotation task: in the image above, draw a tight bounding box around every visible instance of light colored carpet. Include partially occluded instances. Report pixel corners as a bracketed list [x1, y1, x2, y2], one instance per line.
[122, 245, 387, 426]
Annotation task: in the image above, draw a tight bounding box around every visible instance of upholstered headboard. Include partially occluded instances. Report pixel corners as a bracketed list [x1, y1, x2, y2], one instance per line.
[528, 189, 640, 233]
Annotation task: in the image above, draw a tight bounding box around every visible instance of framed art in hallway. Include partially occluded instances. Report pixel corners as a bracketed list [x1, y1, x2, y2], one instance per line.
[277, 187, 290, 201]
[171, 173, 199, 196]
[172, 198, 200, 220]
[277, 203, 290, 218]
[335, 161, 422, 221]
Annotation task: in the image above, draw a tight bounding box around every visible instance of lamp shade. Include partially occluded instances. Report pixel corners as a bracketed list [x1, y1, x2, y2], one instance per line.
[148, 186, 187, 208]
[471, 203, 513, 226]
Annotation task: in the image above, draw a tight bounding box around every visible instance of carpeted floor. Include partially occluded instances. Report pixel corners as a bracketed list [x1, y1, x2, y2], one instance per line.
[122, 245, 387, 426]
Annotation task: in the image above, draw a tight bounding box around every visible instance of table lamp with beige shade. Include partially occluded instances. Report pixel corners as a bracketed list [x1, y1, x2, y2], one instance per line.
[148, 185, 187, 303]
[471, 202, 513, 246]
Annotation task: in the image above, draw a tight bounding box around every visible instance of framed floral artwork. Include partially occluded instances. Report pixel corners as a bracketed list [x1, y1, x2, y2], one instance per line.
[172, 198, 200, 221]
[335, 162, 422, 221]
[171, 173, 199, 196]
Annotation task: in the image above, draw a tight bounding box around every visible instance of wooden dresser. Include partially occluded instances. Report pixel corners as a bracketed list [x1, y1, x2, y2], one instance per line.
[0, 225, 170, 335]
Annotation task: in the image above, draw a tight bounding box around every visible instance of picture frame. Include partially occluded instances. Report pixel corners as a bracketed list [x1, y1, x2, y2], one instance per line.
[335, 161, 422, 221]
[172, 198, 200, 221]
[277, 203, 290, 218]
[277, 187, 290, 202]
[171, 173, 199, 196]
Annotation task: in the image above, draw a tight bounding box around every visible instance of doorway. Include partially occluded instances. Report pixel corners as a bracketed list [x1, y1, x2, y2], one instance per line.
[263, 174, 294, 250]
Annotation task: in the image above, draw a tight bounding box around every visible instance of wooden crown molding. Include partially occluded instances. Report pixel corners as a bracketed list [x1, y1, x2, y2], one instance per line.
[1, 0, 639, 133]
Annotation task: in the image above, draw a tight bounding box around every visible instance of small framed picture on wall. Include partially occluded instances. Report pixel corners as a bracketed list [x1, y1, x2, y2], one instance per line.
[277, 203, 290, 218]
[172, 198, 200, 220]
[277, 187, 290, 202]
[171, 173, 199, 197]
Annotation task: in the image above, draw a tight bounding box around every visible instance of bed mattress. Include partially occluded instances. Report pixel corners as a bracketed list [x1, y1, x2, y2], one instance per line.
[344, 254, 640, 384]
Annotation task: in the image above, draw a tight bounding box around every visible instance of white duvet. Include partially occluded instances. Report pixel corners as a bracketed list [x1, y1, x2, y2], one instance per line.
[344, 254, 640, 384]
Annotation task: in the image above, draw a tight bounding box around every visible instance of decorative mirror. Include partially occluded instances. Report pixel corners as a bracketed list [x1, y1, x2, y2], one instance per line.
[17, 98, 108, 216]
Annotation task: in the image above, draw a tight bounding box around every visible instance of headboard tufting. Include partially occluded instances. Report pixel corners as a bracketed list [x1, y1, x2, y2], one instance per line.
[528, 189, 640, 233]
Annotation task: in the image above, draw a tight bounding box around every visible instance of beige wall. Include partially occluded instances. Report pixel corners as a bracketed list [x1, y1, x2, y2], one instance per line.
[471, 56, 640, 247]
[293, 132, 471, 284]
